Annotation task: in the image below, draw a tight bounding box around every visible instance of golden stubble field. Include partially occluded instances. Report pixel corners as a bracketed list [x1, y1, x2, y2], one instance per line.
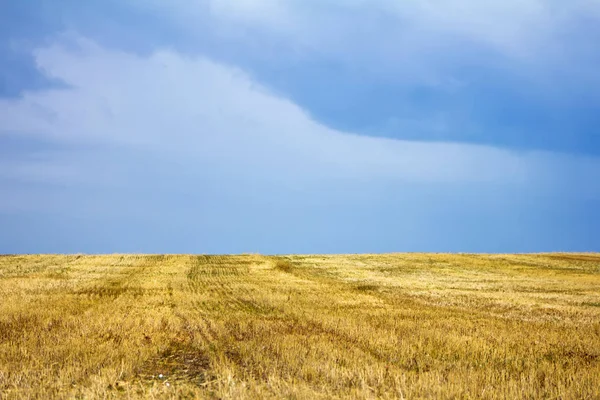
[0, 253, 599, 399]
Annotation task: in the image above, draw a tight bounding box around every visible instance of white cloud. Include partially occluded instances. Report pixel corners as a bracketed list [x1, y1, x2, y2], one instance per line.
[206, 0, 595, 50]
[209, 0, 550, 51]
[0, 36, 598, 196]
[131, 0, 600, 89]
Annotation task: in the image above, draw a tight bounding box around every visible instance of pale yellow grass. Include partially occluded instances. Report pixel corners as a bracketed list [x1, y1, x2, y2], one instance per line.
[0, 253, 599, 399]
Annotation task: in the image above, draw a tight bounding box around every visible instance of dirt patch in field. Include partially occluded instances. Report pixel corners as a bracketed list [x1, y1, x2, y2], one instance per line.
[355, 284, 379, 292]
[137, 341, 211, 386]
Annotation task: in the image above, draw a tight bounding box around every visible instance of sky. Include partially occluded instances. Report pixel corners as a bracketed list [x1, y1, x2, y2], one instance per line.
[1, 1, 599, 254]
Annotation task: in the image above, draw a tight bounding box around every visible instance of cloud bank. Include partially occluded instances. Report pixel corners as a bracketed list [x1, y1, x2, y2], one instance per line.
[2, 36, 598, 188]
[0, 32, 599, 253]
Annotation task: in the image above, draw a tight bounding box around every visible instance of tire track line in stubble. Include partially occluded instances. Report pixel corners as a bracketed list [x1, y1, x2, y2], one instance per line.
[186, 255, 270, 314]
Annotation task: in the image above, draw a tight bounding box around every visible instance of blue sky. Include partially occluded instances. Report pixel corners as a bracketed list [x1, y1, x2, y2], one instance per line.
[1, 0, 599, 254]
